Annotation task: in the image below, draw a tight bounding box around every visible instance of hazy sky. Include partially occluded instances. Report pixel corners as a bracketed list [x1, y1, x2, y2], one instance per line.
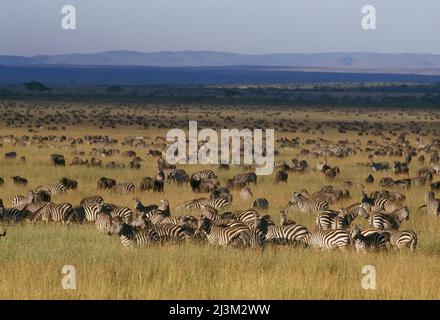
[0, 0, 439, 56]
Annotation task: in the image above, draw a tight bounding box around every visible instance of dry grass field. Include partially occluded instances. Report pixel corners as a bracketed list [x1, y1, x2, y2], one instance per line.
[0, 101, 440, 299]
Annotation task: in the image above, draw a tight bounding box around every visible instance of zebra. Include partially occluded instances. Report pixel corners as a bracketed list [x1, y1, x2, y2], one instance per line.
[176, 197, 230, 211]
[196, 216, 249, 247]
[34, 182, 67, 195]
[240, 187, 253, 200]
[419, 191, 440, 216]
[11, 191, 35, 209]
[252, 198, 269, 210]
[110, 221, 160, 248]
[350, 225, 387, 253]
[230, 216, 270, 249]
[80, 196, 104, 206]
[371, 197, 405, 213]
[233, 172, 257, 185]
[111, 183, 135, 193]
[306, 229, 351, 250]
[83, 203, 103, 222]
[369, 206, 409, 230]
[191, 170, 217, 181]
[152, 224, 191, 243]
[385, 230, 418, 252]
[0, 199, 27, 222]
[106, 205, 133, 224]
[95, 212, 113, 234]
[142, 200, 171, 224]
[32, 202, 73, 223]
[220, 208, 260, 228]
[287, 192, 329, 214]
[316, 203, 370, 230]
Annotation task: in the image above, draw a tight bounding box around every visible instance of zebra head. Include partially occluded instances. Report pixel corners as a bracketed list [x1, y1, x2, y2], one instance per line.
[158, 199, 169, 211]
[394, 206, 410, 222]
[350, 225, 362, 240]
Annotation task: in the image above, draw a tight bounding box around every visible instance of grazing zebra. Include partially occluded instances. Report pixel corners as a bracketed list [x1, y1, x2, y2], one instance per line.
[152, 224, 191, 243]
[142, 200, 171, 224]
[231, 216, 270, 249]
[350, 225, 387, 253]
[32, 202, 73, 223]
[306, 229, 351, 250]
[80, 196, 104, 206]
[83, 203, 103, 222]
[240, 187, 253, 200]
[105, 205, 133, 224]
[386, 230, 418, 252]
[11, 191, 35, 209]
[95, 212, 113, 234]
[233, 172, 257, 185]
[110, 221, 160, 248]
[221, 208, 259, 227]
[191, 170, 217, 180]
[420, 191, 440, 216]
[252, 198, 269, 210]
[35, 182, 67, 195]
[111, 183, 135, 193]
[369, 207, 409, 230]
[176, 197, 230, 211]
[316, 203, 370, 230]
[371, 197, 405, 213]
[287, 192, 329, 214]
[0, 199, 27, 222]
[196, 216, 248, 247]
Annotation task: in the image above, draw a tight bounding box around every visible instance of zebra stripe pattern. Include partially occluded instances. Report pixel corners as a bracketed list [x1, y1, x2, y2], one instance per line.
[350, 225, 387, 252]
[176, 197, 230, 211]
[111, 183, 135, 193]
[287, 192, 329, 214]
[306, 229, 351, 249]
[35, 183, 67, 195]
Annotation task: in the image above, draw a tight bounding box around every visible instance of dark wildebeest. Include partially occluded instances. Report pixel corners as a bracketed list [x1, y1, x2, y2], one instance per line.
[51, 154, 65, 166]
[5, 152, 17, 159]
[97, 177, 117, 190]
[60, 177, 78, 190]
[11, 176, 28, 186]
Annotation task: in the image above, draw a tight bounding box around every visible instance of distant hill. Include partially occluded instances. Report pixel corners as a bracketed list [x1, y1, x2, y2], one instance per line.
[1, 51, 440, 73]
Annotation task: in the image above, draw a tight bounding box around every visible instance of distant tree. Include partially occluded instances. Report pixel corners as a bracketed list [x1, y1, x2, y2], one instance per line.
[106, 85, 122, 94]
[23, 81, 50, 92]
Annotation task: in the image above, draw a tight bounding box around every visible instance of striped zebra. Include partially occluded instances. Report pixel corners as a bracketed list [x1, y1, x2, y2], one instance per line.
[191, 170, 217, 180]
[233, 172, 257, 184]
[266, 213, 310, 246]
[83, 203, 103, 222]
[110, 221, 160, 248]
[369, 206, 409, 230]
[252, 198, 269, 210]
[176, 197, 230, 211]
[372, 197, 405, 213]
[32, 202, 73, 223]
[35, 182, 67, 195]
[95, 212, 113, 234]
[0, 200, 27, 222]
[386, 230, 418, 252]
[220, 208, 259, 228]
[240, 187, 253, 200]
[316, 203, 370, 230]
[306, 229, 351, 250]
[80, 196, 104, 206]
[152, 224, 191, 243]
[111, 183, 135, 193]
[411, 172, 433, 187]
[107, 205, 133, 224]
[142, 200, 171, 224]
[11, 191, 35, 209]
[230, 216, 269, 249]
[197, 216, 249, 247]
[420, 191, 440, 216]
[350, 225, 387, 253]
[287, 192, 329, 214]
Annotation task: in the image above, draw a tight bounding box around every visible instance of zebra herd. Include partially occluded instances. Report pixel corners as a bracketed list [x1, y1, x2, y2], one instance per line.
[0, 173, 422, 253]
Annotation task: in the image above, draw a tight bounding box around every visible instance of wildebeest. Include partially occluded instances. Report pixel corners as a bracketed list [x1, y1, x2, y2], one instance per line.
[275, 170, 288, 183]
[59, 177, 78, 190]
[5, 151, 17, 159]
[51, 154, 65, 166]
[139, 172, 165, 192]
[97, 177, 117, 190]
[11, 176, 28, 186]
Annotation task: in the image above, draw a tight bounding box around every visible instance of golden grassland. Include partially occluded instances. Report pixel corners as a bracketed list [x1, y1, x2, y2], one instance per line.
[0, 104, 440, 299]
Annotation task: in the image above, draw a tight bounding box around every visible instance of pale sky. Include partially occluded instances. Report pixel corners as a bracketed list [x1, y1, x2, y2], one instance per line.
[0, 0, 439, 56]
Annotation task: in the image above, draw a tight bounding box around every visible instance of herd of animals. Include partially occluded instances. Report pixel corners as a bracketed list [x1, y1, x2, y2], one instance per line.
[2, 127, 440, 253]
